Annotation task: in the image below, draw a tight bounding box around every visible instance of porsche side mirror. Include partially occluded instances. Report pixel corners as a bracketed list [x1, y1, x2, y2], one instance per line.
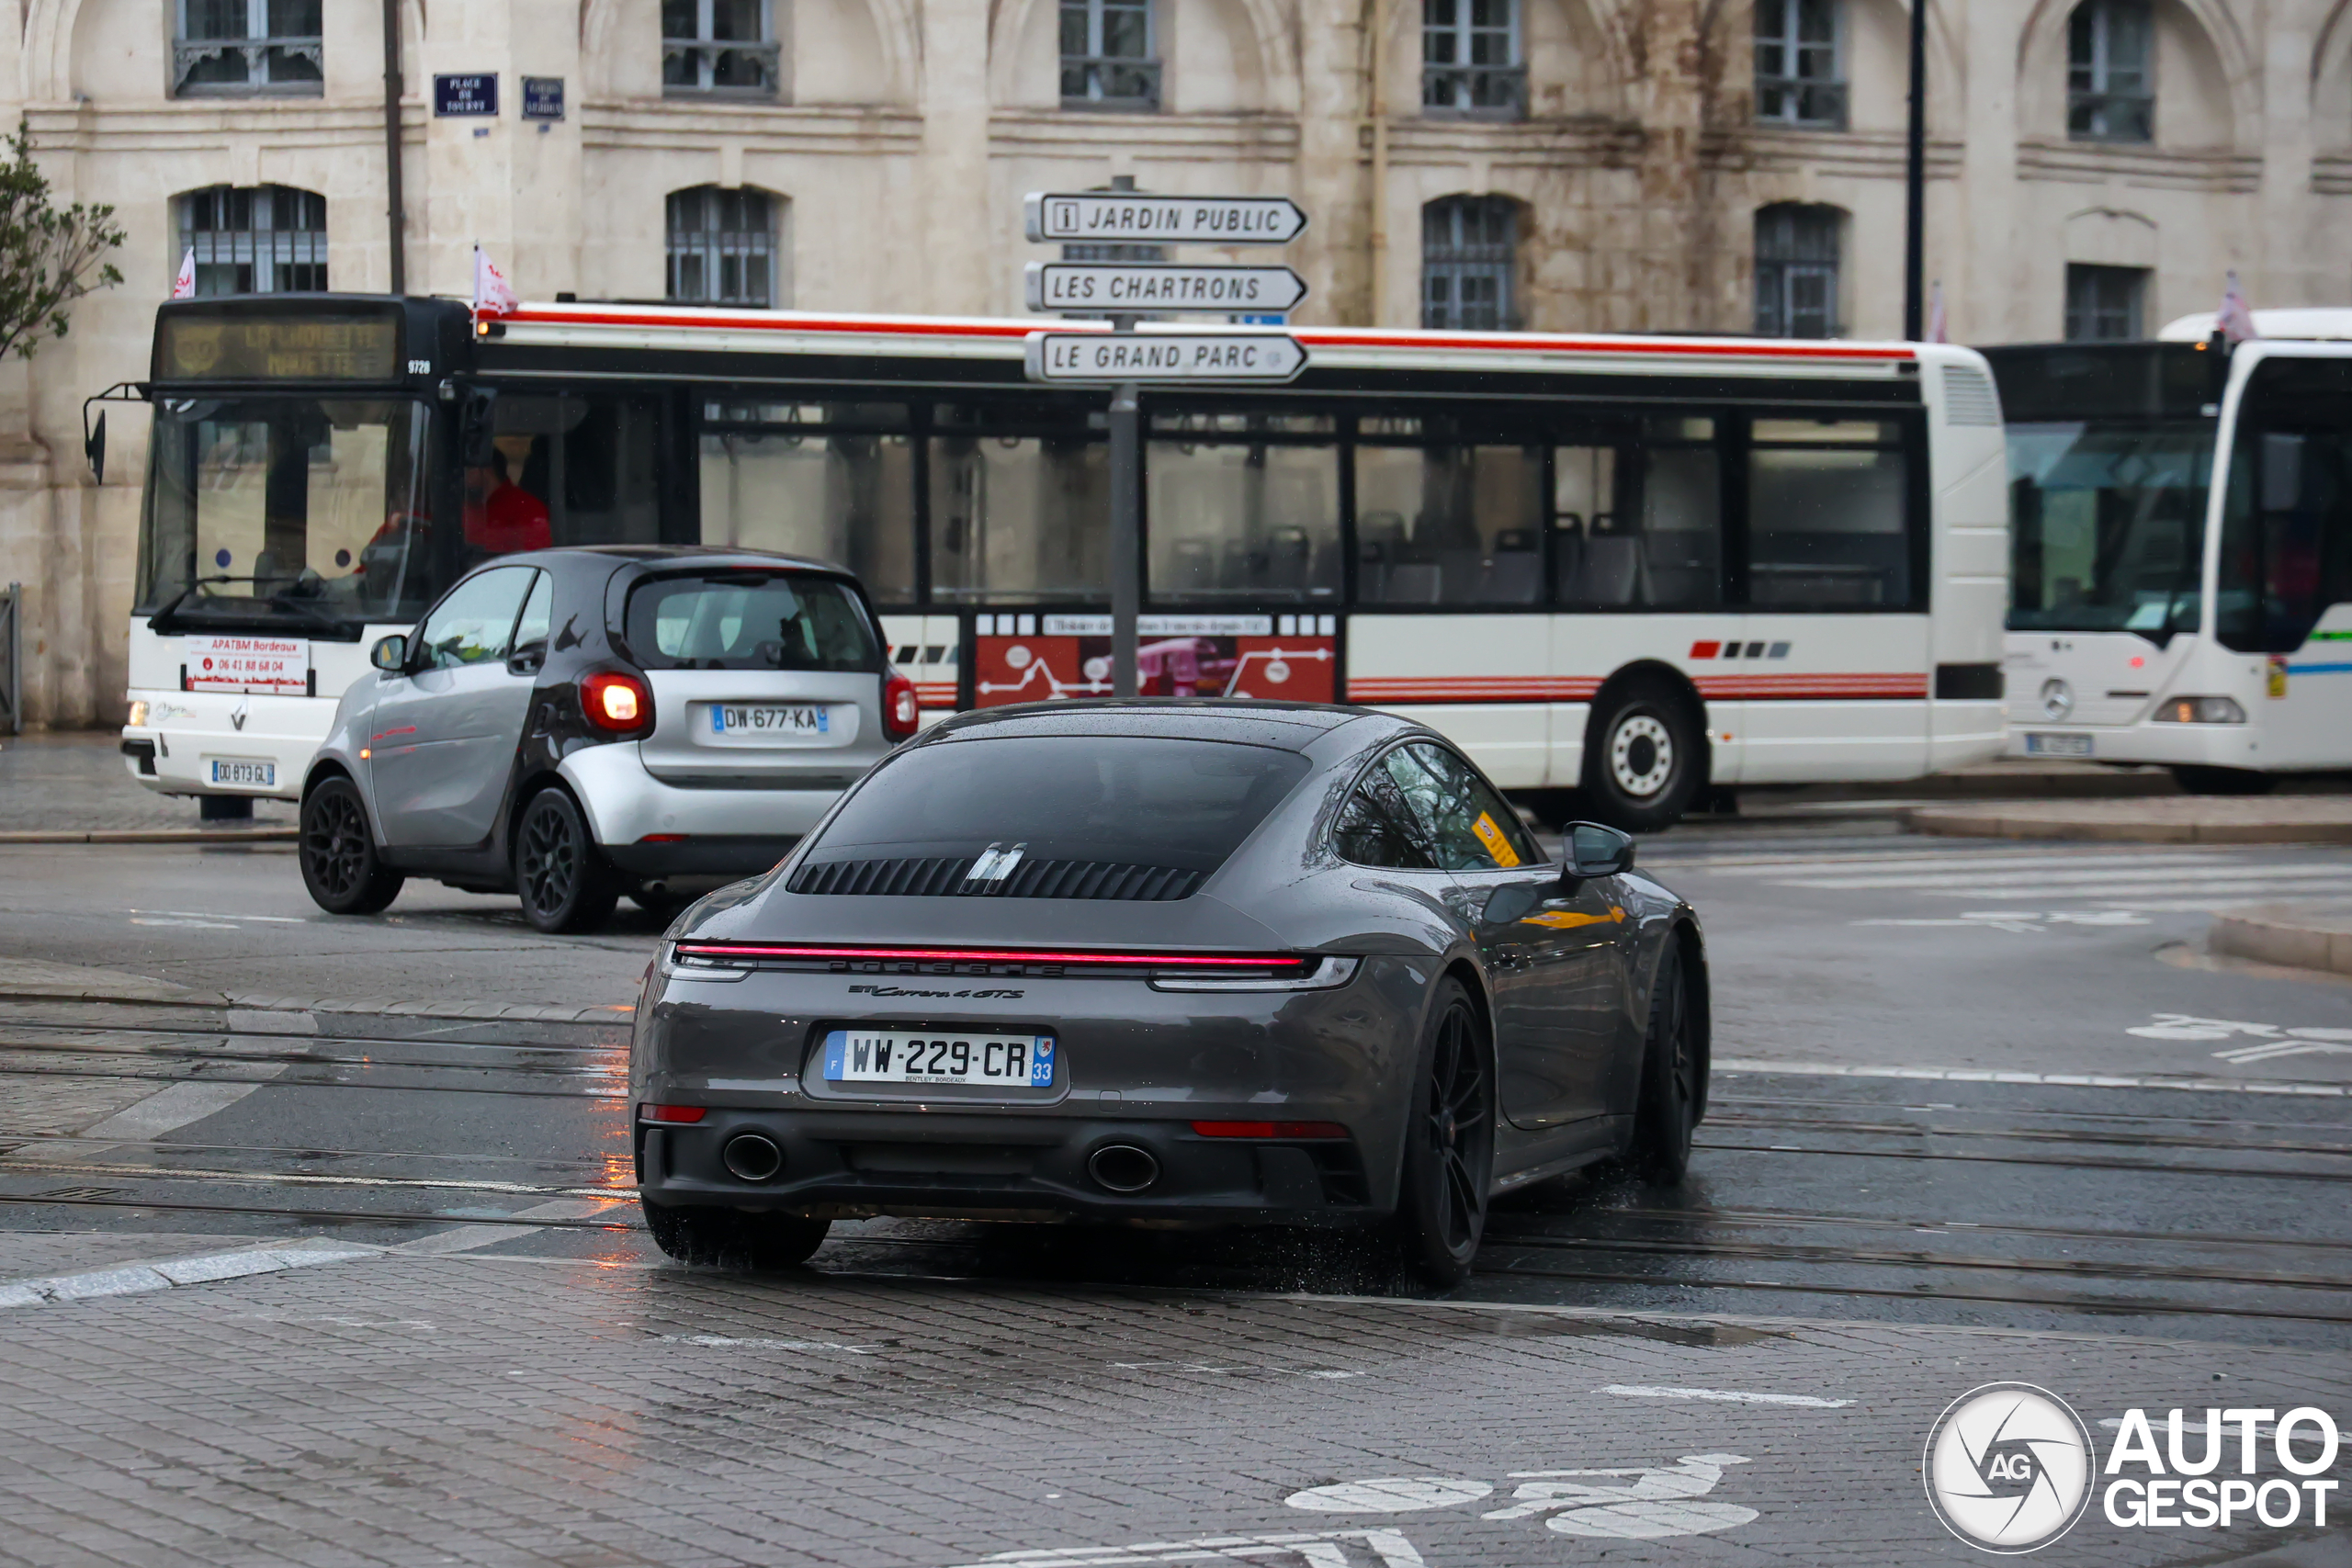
[1565, 821, 1635, 880]
[370, 634, 408, 672]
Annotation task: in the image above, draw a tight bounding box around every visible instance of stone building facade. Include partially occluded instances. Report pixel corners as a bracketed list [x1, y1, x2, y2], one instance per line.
[0, 0, 2344, 727]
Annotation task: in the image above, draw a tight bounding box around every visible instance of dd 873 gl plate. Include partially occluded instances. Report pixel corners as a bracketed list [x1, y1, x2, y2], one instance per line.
[821, 1029, 1056, 1089]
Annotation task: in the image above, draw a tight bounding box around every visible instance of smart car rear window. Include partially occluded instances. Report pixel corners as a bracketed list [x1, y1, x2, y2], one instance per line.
[623, 572, 877, 671]
[797, 736, 1310, 887]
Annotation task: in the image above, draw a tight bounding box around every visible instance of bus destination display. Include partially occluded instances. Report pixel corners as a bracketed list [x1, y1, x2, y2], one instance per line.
[157, 315, 401, 382]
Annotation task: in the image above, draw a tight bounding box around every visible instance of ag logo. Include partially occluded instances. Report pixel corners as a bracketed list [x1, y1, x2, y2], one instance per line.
[1923, 1382, 2096, 1553]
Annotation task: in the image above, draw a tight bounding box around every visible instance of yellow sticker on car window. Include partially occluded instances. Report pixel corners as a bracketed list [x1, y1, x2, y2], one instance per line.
[1471, 811, 1521, 867]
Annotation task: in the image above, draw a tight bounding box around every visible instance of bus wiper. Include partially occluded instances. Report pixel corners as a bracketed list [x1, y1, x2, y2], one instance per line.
[147, 575, 249, 634]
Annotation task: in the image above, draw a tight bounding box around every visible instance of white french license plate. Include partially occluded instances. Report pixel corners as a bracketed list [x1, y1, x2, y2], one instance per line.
[209, 759, 277, 787]
[2025, 733, 2093, 758]
[712, 704, 829, 736]
[822, 1029, 1056, 1089]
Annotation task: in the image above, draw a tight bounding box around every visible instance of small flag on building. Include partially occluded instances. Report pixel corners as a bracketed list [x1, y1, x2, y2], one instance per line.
[171, 249, 196, 299]
[1926, 279, 1948, 344]
[2217, 269, 2258, 344]
[472, 245, 518, 317]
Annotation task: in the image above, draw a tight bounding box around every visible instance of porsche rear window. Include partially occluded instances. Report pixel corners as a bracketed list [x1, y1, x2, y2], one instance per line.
[805, 736, 1309, 874]
[623, 572, 877, 671]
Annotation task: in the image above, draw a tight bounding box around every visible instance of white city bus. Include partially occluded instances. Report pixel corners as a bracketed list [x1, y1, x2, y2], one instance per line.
[116, 294, 2007, 830]
[1984, 312, 2352, 792]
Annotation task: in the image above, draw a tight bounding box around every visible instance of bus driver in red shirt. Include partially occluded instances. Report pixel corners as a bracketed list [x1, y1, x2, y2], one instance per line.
[464, 446, 552, 555]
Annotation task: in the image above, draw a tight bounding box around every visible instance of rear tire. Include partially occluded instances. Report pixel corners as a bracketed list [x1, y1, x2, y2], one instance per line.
[2169, 765, 2276, 796]
[1380, 978, 1494, 1289]
[514, 786, 619, 933]
[1582, 677, 1703, 832]
[298, 775, 403, 915]
[641, 1198, 831, 1269]
[1625, 942, 1703, 1185]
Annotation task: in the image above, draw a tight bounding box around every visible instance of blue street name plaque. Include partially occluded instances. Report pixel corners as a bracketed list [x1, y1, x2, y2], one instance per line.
[433, 74, 499, 117]
[521, 77, 565, 120]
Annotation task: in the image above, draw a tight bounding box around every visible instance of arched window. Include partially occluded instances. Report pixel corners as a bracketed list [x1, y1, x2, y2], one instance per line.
[1060, 0, 1160, 110]
[666, 187, 779, 308]
[1754, 0, 1845, 129]
[175, 186, 327, 295]
[1423, 0, 1524, 118]
[2068, 0, 2153, 141]
[1754, 204, 1841, 338]
[174, 0, 322, 97]
[663, 0, 781, 96]
[1421, 197, 1519, 331]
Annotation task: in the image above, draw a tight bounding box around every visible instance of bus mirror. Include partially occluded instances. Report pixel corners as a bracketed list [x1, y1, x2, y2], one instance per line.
[370, 634, 408, 672]
[85, 411, 104, 484]
[459, 388, 499, 468]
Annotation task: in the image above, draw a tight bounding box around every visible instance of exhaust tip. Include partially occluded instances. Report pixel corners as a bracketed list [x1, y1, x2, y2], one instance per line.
[1087, 1144, 1159, 1194]
[722, 1132, 785, 1183]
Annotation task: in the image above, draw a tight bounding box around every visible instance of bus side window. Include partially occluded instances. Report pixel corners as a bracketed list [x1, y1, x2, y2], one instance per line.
[1745, 417, 1910, 609]
[1351, 434, 1541, 605]
[1555, 423, 1720, 610]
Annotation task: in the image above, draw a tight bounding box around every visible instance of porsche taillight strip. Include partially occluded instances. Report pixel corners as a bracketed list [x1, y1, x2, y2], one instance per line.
[671, 942, 1309, 970]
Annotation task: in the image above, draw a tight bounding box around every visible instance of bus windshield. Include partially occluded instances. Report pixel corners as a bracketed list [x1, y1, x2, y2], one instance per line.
[139, 395, 432, 636]
[2007, 422, 2214, 640]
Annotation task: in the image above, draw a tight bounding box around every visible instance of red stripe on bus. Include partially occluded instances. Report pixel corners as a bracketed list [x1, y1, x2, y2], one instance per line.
[1296, 329, 1917, 362]
[1348, 674, 1928, 703]
[491, 305, 1917, 362]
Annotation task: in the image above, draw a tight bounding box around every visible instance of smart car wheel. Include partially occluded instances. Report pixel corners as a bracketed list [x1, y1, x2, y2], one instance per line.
[298, 775, 403, 916]
[1582, 677, 1702, 832]
[514, 786, 619, 933]
[641, 1197, 831, 1269]
[1625, 942, 1702, 1185]
[1383, 978, 1494, 1288]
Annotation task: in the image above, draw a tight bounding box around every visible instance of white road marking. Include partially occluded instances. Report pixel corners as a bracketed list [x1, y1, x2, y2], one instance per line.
[388, 1196, 630, 1255]
[1770, 863, 2352, 891]
[1713, 1058, 2347, 1096]
[1285, 1480, 1493, 1513]
[0, 1236, 377, 1309]
[946, 1529, 1425, 1567]
[654, 1336, 877, 1353]
[1675, 851, 2244, 874]
[67, 1081, 274, 1143]
[1599, 1385, 1852, 1406]
[1487, 1455, 1756, 1540]
[1853, 910, 2151, 932]
[129, 909, 304, 923]
[12, 1158, 619, 1200]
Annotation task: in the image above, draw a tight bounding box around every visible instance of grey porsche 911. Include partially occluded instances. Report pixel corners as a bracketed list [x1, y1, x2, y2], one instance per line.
[629, 700, 1710, 1286]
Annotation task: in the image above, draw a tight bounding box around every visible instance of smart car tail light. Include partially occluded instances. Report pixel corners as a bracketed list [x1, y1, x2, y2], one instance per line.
[582, 670, 653, 733]
[883, 671, 921, 741]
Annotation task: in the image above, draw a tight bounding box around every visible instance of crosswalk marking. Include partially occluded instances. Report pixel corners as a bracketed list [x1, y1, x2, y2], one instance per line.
[1778, 863, 2352, 891]
[1665, 843, 2352, 916]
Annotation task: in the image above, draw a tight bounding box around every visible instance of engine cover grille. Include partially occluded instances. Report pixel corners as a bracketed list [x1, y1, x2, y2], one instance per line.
[786, 855, 1204, 901]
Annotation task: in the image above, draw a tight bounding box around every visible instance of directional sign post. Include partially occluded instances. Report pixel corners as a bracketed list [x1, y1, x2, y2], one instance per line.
[1024, 332, 1306, 383]
[1024, 192, 1307, 246]
[1024, 263, 1307, 315]
[1023, 182, 1310, 696]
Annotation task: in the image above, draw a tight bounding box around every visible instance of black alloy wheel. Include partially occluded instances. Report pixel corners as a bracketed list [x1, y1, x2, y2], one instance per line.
[1385, 978, 1495, 1288]
[297, 775, 403, 915]
[1625, 942, 1702, 1185]
[641, 1197, 831, 1269]
[1581, 677, 1703, 832]
[514, 786, 619, 933]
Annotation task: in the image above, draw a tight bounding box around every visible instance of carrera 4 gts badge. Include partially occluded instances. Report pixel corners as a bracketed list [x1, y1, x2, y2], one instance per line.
[842, 986, 1026, 998]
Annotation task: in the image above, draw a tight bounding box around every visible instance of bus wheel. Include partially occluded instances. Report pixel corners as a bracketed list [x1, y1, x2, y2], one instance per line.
[1582, 678, 1702, 832]
[2169, 765, 2277, 796]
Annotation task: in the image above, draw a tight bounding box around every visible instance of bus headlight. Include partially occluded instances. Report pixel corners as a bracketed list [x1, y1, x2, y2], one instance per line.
[126, 700, 148, 728]
[2154, 695, 2247, 724]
